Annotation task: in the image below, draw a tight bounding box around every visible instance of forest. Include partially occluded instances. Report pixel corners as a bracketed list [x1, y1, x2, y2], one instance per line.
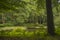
[0, 0, 60, 40]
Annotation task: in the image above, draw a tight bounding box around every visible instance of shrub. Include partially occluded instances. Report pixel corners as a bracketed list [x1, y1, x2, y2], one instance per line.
[4, 23, 14, 26]
[0, 24, 5, 27]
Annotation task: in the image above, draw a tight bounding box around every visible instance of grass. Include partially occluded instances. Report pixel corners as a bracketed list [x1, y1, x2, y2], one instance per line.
[0, 26, 60, 40]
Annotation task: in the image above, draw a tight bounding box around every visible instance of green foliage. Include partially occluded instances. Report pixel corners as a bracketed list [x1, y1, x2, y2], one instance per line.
[0, 24, 5, 27]
[0, 0, 27, 11]
[0, 23, 14, 27]
[0, 0, 60, 40]
[0, 27, 46, 37]
[0, 0, 47, 26]
[0, 0, 59, 26]
[55, 27, 60, 35]
[0, 27, 60, 40]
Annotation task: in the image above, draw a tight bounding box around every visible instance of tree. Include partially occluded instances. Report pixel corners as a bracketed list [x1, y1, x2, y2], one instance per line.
[46, 0, 55, 36]
[0, 0, 27, 25]
[0, 0, 27, 11]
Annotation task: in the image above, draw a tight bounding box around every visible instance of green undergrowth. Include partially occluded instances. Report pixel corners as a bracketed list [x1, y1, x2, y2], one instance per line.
[0, 26, 60, 40]
[0, 28, 47, 37]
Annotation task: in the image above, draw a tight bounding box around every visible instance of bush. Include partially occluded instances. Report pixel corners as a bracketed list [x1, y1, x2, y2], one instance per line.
[0, 23, 14, 27]
[0, 27, 60, 40]
[55, 27, 60, 35]
[0, 24, 5, 27]
[0, 28, 46, 37]
[4, 23, 14, 26]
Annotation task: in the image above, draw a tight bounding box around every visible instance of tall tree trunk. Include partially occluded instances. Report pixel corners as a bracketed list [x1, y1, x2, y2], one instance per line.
[46, 0, 55, 36]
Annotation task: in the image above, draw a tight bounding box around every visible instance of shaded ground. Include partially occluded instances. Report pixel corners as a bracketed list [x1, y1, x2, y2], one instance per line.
[0, 36, 60, 40]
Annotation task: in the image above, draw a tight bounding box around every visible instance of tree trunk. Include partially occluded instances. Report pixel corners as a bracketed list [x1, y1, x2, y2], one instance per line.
[46, 0, 55, 36]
